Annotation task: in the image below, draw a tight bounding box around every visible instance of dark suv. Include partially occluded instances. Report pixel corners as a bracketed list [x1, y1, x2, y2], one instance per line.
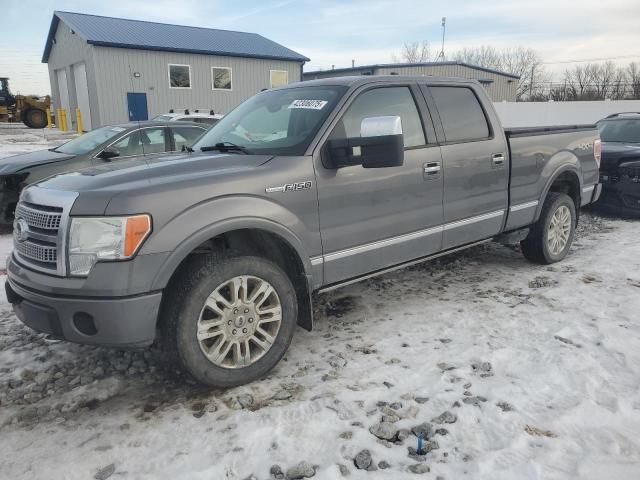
[596, 112, 640, 216]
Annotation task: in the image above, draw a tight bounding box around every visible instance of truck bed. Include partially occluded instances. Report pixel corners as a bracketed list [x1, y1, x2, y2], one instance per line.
[504, 124, 600, 232]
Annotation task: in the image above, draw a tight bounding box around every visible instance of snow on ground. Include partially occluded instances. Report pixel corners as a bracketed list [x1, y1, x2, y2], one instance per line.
[1, 131, 640, 480]
[0, 123, 77, 159]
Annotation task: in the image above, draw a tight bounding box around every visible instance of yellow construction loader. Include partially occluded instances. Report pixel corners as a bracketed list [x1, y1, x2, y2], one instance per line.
[0, 77, 51, 128]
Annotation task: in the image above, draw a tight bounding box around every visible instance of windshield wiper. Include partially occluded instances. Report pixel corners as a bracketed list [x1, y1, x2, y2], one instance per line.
[200, 142, 249, 154]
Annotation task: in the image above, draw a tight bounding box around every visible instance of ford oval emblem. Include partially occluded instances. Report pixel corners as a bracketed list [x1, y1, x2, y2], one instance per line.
[14, 218, 29, 243]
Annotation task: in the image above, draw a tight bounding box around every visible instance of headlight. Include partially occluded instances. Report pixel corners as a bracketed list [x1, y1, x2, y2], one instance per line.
[68, 215, 151, 276]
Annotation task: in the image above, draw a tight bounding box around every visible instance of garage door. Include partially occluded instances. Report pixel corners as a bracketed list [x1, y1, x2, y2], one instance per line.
[73, 63, 92, 131]
[56, 69, 70, 129]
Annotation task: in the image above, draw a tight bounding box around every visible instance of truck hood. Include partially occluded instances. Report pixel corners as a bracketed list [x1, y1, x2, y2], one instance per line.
[36, 152, 273, 193]
[0, 149, 75, 174]
[600, 142, 640, 171]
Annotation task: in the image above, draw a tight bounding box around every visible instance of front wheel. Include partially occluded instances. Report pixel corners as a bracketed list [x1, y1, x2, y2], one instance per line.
[160, 253, 298, 387]
[520, 192, 576, 264]
[23, 108, 47, 128]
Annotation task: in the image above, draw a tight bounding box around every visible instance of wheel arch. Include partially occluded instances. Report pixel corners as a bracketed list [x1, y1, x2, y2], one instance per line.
[152, 218, 315, 331]
[535, 166, 582, 225]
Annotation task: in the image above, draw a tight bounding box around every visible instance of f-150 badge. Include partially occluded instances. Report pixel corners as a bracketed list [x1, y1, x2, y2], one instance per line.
[266, 181, 313, 193]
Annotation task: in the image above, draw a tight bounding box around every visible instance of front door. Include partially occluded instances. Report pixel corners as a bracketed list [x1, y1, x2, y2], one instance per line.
[315, 84, 444, 285]
[422, 84, 509, 248]
[127, 92, 148, 121]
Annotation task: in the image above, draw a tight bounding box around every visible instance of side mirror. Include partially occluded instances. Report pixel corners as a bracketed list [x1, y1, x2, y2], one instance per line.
[327, 115, 404, 169]
[98, 148, 120, 161]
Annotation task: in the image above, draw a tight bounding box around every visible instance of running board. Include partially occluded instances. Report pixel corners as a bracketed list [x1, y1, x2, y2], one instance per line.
[317, 239, 492, 294]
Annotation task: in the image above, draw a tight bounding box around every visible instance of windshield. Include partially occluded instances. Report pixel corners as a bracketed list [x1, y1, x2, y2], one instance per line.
[192, 85, 347, 155]
[55, 126, 128, 155]
[597, 119, 640, 144]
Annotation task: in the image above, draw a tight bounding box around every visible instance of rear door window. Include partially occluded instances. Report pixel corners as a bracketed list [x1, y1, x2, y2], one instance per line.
[111, 128, 168, 157]
[429, 86, 490, 142]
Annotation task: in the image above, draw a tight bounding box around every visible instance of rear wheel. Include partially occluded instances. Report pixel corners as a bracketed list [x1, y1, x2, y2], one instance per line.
[160, 253, 297, 387]
[23, 108, 47, 129]
[521, 192, 576, 264]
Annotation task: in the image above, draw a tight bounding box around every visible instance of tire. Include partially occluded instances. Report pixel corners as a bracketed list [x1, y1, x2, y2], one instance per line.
[521, 192, 576, 265]
[23, 108, 47, 129]
[160, 252, 298, 387]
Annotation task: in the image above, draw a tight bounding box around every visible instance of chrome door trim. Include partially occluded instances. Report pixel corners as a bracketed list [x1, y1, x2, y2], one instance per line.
[324, 225, 443, 262]
[318, 239, 492, 293]
[509, 200, 539, 212]
[318, 209, 505, 264]
[442, 210, 504, 231]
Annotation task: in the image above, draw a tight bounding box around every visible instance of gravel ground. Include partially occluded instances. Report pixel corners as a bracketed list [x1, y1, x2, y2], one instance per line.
[2, 210, 640, 480]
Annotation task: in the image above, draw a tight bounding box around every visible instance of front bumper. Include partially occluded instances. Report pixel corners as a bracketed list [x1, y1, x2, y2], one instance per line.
[6, 260, 162, 347]
[594, 180, 640, 217]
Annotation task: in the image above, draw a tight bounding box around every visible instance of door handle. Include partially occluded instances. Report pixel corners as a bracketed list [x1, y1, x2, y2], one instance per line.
[492, 153, 505, 167]
[423, 162, 441, 174]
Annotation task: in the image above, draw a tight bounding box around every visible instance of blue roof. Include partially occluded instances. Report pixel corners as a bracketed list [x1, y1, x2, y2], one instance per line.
[43, 11, 309, 63]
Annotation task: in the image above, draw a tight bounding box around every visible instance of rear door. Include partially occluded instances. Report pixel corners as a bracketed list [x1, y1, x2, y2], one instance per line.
[421, 83, 508, 248]
[315, 83, 443, 285]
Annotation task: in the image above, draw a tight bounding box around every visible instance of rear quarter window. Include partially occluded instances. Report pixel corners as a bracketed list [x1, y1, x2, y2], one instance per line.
[430, 86, 490, 143]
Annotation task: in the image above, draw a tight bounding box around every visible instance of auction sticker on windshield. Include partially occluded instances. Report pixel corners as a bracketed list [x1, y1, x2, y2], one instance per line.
[288, 100, 328, 110]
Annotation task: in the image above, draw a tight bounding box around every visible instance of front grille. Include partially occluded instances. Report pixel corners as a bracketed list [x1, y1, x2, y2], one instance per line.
[12, 189, 77, 276]
[14, 239, 57, 264]
[13, 202, 60, 272]
[15, 203, 62, 230]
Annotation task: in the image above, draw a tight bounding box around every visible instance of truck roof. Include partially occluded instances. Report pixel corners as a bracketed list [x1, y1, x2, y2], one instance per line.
[299, 75, 480, 88]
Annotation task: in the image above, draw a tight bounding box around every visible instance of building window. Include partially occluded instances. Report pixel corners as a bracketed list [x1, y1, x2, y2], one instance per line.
[212, 67, 232, 90]
[270, 70, 289, 88]
[168, 64, 191, 88]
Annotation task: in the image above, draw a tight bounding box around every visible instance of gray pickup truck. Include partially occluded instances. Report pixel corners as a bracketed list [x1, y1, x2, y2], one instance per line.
[6, 76, 601, 387]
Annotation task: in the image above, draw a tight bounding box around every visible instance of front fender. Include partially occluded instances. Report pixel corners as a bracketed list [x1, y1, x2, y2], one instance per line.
[143, 195, 317, 291]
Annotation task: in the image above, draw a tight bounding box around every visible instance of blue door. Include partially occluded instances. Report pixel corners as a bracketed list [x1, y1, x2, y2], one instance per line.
[126, 92, 148, 121]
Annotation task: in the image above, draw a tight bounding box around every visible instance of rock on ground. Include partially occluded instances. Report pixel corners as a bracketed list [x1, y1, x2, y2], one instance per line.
[285, 461, 315, 479]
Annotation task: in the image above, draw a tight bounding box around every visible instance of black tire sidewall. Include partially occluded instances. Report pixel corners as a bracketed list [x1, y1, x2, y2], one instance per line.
[540, 193, 576, 263]
[25, 109, 46, 129]
[174, 256, 297, 387]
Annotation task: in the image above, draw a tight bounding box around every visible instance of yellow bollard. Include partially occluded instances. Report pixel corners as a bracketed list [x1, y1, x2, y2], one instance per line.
[46, 109, 52, 129]
[75, 108, 83, 134]
[61, 108, 68, 132]
[57, 108, 63, 130]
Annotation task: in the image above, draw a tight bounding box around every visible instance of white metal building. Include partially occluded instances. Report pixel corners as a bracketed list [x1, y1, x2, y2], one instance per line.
[303, 62, 520, 102]
[42, 11, 309, 129]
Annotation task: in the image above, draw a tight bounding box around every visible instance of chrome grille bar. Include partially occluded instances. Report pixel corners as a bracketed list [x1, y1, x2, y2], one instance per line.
[15, 203, 62, 230]
[12, 187, 78, 276]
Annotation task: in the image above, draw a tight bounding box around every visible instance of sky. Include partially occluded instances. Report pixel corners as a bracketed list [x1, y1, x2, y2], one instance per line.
[2, 0, 640, 95]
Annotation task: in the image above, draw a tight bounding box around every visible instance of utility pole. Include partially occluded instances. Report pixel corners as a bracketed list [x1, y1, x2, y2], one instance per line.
[436, 17, 446, 61]
[529, 64, 535, 100]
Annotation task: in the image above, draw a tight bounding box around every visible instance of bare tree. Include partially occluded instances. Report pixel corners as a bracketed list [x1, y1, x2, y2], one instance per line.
[502, 47, 547, 100]
[452, 45, 546, 100]
[610, 68, 628, 100]
[588, 61, 618, 99]
[628, 62, 640, 99]
[564, 65, 593, 100]
[392, 41, 431, 63]
[453, 45, 502, 70]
